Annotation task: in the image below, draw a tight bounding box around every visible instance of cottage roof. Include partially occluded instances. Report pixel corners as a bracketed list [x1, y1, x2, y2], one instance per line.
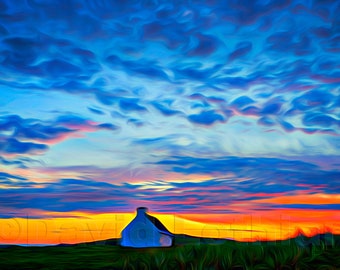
[130, 207, 173, 237]
[145, 213, 172, 235]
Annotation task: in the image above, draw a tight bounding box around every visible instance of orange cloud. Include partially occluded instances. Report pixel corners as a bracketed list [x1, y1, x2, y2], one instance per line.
[249, 193, 340, 205]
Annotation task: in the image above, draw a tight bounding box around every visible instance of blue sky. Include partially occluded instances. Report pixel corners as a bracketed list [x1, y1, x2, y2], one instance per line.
[0, 0, 339, 217]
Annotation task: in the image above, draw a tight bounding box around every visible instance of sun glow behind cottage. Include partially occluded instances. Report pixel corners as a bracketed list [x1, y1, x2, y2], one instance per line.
[0, 208, 339, 245]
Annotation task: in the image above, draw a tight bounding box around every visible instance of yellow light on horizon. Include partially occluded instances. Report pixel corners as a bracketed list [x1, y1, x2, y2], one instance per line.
[0, 209, 338, 245]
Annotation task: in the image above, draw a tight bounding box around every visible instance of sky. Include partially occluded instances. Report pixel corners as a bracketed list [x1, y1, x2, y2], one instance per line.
[0, 0, 339, 243]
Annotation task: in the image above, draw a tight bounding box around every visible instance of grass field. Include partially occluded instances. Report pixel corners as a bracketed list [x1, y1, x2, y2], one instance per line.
[0, 234, 339, 269]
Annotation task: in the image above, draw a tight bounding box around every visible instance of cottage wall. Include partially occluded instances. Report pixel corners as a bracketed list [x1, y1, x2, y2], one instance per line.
[121, 207, 173, 247]
[121, 221, 160, 247]
[121, 209, 158, 247]
[160, 234, 172, 246]
[120, 207, 172, 248]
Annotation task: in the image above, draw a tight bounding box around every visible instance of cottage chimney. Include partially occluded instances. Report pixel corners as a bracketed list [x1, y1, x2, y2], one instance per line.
[136, 207, 148, 215]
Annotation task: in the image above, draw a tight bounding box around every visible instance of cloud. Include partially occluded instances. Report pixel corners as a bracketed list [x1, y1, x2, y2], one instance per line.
[172, 63, 222, 81]
[229, 41, 252, 61]
[0, 178, 142, 214]
[324, 35, 340, 53]
[151, 101, 182, 116]
[1, 34, 99, 79]
[0, 114, 74, 142]
[155, 155, 339, 191]
[278, 120, 296, 133]
[266, 31, 314, 56]
[0, 138, 48, 155]
[127, 118, 144, 127]
[292, 90, 334, 111]
[0, 161, 338, 216]
[119, 98, 148, 112]
[105, 54, 169, 81]
[96, 123, 119, 131]
[231, 96, 255, 110]
[188, 110, 225, 126]
[37, 59, 82, 78]
[0, 114, 119, 155]
[187, 34, 220, 56]
[303, 113, 338, 128]
[0, 0, 338, 138]
[240, 106, 261, 116]
[88, 107, 105, 115]
[0, 157, 25, 167]
[2, 37, 39, 68]
[158, 156, 336, 183]
[260, 101, 282, 115]
[0, 156, 42, 168]
[257, 116, 276, 127]
[95, 91, 119, 106]
[0, 171, 27, 181]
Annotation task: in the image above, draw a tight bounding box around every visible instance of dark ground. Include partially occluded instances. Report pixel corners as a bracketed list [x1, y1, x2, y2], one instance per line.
[0, 234, 339, 269]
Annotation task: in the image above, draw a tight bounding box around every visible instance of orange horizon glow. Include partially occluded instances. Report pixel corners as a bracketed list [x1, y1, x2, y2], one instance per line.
[0, 209, 338, 245]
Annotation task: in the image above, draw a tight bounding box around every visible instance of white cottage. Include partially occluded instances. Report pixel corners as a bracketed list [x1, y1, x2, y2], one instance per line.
[120, 207, 173, 248]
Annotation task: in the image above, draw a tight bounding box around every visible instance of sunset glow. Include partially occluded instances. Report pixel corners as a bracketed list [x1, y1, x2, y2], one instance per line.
[0, 209, 339, 245]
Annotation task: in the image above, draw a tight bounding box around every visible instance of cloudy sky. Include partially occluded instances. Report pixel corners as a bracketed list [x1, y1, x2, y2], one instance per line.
[0, 0, 339, 234]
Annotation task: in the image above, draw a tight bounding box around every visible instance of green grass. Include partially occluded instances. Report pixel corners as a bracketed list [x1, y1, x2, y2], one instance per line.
[0, 235, 339, 269]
